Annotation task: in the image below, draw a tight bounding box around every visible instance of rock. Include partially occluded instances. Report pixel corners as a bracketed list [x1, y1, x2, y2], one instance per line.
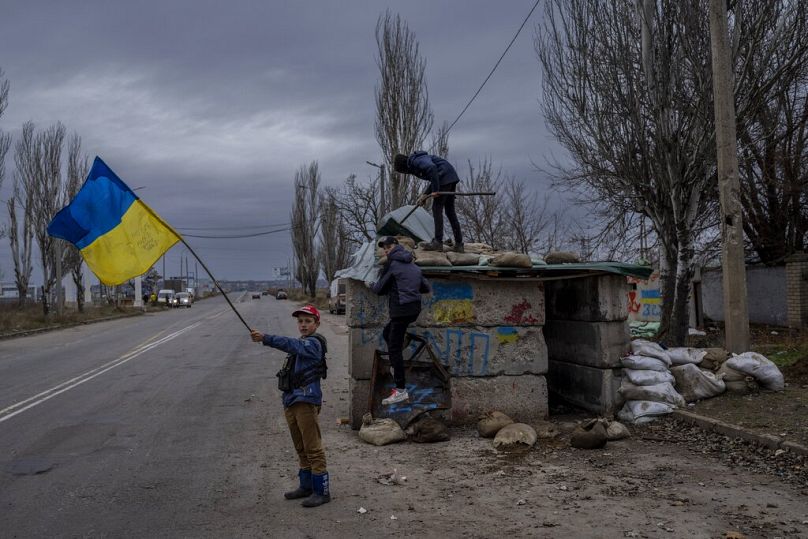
[570, 420, 608, 449]
[477, 411, 514, 438]
[493, 423, 538, 449]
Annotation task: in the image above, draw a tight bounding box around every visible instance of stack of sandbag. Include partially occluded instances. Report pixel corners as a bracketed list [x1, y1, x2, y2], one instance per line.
[618, 340, 684, 423]
[666, 346, 726, 402]
[412, 249, 451, 266]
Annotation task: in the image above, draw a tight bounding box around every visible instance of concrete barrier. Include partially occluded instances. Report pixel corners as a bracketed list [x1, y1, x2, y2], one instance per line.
[545, 274, 629, 322]
[543, 320, 630, 368]
[450, 375, 548, 424]
[547, 360, 623, 415]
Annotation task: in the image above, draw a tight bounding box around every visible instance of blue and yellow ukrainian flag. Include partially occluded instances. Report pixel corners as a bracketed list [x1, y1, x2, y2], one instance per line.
[47, 157, 180, 285]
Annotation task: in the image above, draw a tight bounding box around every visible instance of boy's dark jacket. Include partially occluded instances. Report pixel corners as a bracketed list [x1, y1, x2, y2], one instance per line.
[406, 151, 460, 195]
[371, 245, 431, 317]
[261, 334, 324, 407]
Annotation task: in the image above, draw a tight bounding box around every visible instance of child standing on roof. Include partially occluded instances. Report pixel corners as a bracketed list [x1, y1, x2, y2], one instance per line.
[250, 305, 330, 507]
[370, 236, 432, 405]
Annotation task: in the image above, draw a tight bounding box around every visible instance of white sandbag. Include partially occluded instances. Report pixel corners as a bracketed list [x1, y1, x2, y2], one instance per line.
[630, 340, 672, 365]
[605, 420, 631, 441]
[463, 242, 494, 254]
[621, 355, 671, 372]
[617, 400, 675, 424]
[667, 347, 708, 366]
[716, 363, 748, 382]
[623, 368, 675, 386]
[670, 364, 726, 402]
[618, 380, 685, 408]
[726, 352, 784, 391]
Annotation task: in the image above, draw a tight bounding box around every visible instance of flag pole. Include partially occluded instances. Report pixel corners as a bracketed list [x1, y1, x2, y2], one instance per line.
[179, 237, 252, 332]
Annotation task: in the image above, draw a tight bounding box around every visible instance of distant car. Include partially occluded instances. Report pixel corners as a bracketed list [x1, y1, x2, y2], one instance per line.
[157, 289, 175, 305]
[328, 278, 346, 314]
[276, 290, 288, 300]
[173, 292, 192, 308]
[261, 291, 269, 296]
[251, 292, 261, 299]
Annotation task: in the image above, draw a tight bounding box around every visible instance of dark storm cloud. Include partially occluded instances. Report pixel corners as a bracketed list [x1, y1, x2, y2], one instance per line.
[0, 0, 560, 281]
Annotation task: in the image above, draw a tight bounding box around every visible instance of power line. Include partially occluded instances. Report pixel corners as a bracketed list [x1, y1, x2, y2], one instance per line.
[173, 222, 290, 231]
[181, 225, 296, 239]
[443, 0, 541, 137]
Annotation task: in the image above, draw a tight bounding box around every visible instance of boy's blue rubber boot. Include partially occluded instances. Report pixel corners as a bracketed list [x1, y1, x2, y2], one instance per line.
[301, 472, 331, 507]
[284, 469, 313, 500]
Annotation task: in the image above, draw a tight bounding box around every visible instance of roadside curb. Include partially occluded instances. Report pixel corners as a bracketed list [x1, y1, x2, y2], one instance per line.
[672, 410, 808, 457]
[0, 310, 146, 341]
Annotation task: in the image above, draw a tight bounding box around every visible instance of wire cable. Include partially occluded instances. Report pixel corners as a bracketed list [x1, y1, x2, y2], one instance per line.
[443, 0, 541, 137]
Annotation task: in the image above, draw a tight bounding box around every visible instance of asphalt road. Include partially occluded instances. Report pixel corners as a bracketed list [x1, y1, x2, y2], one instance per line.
[0, 293, 341, 538]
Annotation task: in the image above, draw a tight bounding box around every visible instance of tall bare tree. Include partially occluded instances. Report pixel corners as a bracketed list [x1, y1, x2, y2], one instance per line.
[15, 121, 66, 315]
[538, 0, 808, 344]
[290, 162, 321, 297]
[7, 179, 34, 306]
[375, 10, 433, 210]
[318, 186, 351, 284]
[63, 133, 89, 311]
[0, 68, 10, 241]
[332, 174, 383, 246]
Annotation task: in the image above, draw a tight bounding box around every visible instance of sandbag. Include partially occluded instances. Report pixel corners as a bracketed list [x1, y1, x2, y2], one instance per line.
[477, 411, 514, 438]
[717, 363, 748, 382]
[621, 355, 671, 372]
[617, 400, 675, 424]
[413, 250, 452, 267]
[570, 420, 607, 449]
[667, 347, 707, 366]
[463, 242, 494, 254]
[544, 251, 580, 264]
[489, 252, 533, 269]
[533, 420, 560, 439]
[395, 236, 416, 250]
[358, 414, 406, 446]
[724, 378, 759, 395]
[670, 364, 726, 402]
[618, 380, 685, 408]
[605, 420, 631, 441]
[446, 252, 481, 266]
[623, 368, 675, 386]
[406, 414, 450, 443]
[726, 352, 784, 391]
[700, 348, 729, 371]
[493, 423, 537, 449]
[630, 340, 672, 365]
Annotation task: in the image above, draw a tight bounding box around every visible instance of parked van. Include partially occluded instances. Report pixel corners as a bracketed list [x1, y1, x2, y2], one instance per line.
[328, 278, 346, 314]
[157, 289, 175, 304]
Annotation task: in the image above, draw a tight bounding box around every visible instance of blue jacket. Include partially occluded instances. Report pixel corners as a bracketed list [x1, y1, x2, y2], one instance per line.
[406, 151, 460, 195]
[372, 245, 431, 317]
[261, 334, 324, 408]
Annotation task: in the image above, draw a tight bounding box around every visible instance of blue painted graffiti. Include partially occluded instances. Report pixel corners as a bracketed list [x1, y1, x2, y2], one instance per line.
[429, 282, 473, 303]
[405, 327, 491, 376]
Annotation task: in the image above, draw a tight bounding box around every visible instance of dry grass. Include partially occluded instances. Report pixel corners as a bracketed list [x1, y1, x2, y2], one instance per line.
[0, 303, 142, 334]
[286, 288, 329, 311]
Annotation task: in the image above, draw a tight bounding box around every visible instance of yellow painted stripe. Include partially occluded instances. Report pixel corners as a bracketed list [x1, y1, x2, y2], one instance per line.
[641, 298, 662, 305]
[81, 200, 180, 285]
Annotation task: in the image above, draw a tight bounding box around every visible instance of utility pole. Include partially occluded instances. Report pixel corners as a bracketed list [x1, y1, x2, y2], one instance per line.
[366, 161, 386, 214]
[709, 0, 750, 352]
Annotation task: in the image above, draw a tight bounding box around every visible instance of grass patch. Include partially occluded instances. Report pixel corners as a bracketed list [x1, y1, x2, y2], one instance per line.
[285, 288, 329, 311]
[0, 303, 142, 334]
[756, 344, 808, 368]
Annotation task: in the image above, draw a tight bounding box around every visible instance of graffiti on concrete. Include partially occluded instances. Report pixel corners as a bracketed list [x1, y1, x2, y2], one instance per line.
[503, 299, 539, 325]
[406, 327, 491, 376]
[627, 271, 662, 321]
[429, 282, 474, 324]
[496, 326, 519, 344]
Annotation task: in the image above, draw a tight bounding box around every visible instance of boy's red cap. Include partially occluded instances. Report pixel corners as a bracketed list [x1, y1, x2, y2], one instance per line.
[292, 305, 320, 321]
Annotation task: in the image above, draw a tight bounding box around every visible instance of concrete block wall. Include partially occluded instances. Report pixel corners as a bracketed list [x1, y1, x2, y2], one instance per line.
[786, 253, 808, 329]
[346, 277, 548, 427]
[544, 275, 632, 416]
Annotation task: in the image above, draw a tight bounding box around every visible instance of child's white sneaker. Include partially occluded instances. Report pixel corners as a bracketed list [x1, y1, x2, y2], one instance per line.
[382, 388, 409, 405]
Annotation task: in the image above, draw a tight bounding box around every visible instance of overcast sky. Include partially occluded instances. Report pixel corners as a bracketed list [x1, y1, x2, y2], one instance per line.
[0, 0, 565, 284]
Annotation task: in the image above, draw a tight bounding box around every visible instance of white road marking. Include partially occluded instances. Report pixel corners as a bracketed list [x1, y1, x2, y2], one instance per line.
[0, 321, 203, 424]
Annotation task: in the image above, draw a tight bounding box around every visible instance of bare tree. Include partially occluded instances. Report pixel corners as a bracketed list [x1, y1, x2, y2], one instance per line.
[63, 133, 89, 311]
[7, 179, 34, 306]
[375, 10, 433, 210]
[429, 121, 450, 159]
[332, 174, 383, 246]
[502, 180, 554, 255]
[15, 121, 67, 315]
[0, 68, 9, 241]
[318, 186, 351, 284]
[455, 158, 507, 249]
[290, 162, 321, 297]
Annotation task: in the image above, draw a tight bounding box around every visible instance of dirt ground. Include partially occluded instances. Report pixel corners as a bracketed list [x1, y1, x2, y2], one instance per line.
[687, 327, 808, 448]
[286, 318, 808, 539]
